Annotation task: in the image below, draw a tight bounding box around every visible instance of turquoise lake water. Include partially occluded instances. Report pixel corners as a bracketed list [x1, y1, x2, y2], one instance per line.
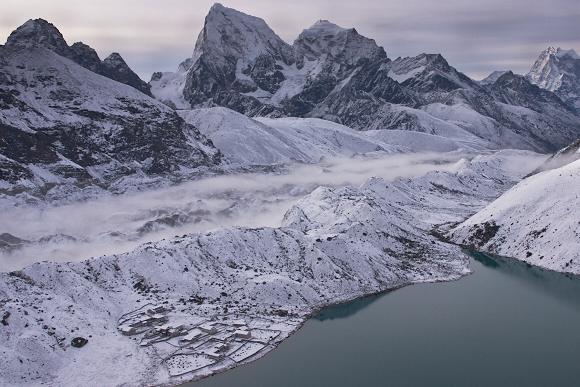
[185, 251, 580, 387]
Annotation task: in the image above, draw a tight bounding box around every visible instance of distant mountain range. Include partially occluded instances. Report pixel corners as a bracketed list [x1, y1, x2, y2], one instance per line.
[0, 3, 579, 202]
[152, 3, 580, 153]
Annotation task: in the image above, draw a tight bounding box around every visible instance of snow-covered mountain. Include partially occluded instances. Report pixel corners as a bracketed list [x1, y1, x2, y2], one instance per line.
[178, 107, 499, 166]
[448, 157, 580, 275]
[151, 4, 580, 153]
[6, 19, 152, 96]
[478, 70, 508, 85]
[0, 9, 578, 387]
[526, 47, 580, 111]
[0, 19, 222, 205]
[0, 149, 543, 387]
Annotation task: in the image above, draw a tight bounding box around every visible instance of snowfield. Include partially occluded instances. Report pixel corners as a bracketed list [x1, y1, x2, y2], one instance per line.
[178, 107, 407, 165]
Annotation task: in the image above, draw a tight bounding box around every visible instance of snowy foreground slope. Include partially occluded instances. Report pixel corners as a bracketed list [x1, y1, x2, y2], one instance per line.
[0, 150, 543, 387]
[448, 157, 580, 274]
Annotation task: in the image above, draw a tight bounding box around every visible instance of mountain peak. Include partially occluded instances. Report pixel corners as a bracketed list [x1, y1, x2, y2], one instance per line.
[526, 46, 580, 111]
[5, 18, 70, 57]
[526, 48, 559, 91]
[294, 19, 383, 63]
[209, 2, 226, 12]
[103, 52, 125, 67]
[306, 20, 349, 37]
[542, 47, 557, 56]
[527, 47, 580, 92]
[479, 70, 508, 85]
[192, 3, 294, 65]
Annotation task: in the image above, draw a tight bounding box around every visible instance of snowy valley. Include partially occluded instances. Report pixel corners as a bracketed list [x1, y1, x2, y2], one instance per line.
[1, 3, 580, 387]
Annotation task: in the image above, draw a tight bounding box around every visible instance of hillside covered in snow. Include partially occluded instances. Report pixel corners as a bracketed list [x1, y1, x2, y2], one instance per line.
[0, 19, 222, 207]
[448, 150, 580, 275]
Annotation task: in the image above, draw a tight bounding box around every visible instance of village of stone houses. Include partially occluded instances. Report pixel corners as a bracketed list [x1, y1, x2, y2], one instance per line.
[117, 302, 301, 378]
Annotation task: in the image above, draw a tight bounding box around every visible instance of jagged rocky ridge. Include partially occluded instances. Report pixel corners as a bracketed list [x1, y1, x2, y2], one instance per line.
[5, 19, 152, 96]
[0, 150, 543, 387]
[152, 3, 580, 153]
[0, 19, 222, 204]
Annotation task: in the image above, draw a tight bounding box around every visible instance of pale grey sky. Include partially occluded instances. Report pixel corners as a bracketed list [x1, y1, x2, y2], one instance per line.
[1, 0, 579, 81]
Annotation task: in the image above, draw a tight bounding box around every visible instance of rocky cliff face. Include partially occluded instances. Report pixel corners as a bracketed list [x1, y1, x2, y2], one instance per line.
[526, 47, 580, 112]
[180, 3, 294, 115]
[151, 4, 580, 153]
[0, 20, 222, 204]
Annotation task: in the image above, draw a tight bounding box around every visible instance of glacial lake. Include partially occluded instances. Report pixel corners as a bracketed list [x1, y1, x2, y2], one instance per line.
[184, 251, 580, 387]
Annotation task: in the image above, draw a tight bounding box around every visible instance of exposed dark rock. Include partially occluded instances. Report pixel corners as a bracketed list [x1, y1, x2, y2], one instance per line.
[71, 337, 88, 348]
[5, 19, 70, 57]
[101, 53, 152, 96]
[1, 311, 10, 326]
[467, 221, 501, 247]
[526, 138, 580, 177]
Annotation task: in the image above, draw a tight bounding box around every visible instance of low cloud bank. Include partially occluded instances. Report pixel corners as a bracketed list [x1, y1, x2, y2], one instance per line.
[0, 152, 472, 271]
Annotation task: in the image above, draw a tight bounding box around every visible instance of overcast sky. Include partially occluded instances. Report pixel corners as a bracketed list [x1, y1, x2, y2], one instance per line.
[1, 0, 579, 81]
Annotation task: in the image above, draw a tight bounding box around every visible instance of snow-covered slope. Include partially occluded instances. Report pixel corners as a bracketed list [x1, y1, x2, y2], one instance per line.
[366, 129, 489, 153]
[179, 106, 506, 165]
[448, 158, 580, 274]
[526, 47, 580, 111]
[479, 70, 508, 85]
[0, 149, 544, 387]
[527, 138, 580, 175]
[179, 107, 409, 165]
